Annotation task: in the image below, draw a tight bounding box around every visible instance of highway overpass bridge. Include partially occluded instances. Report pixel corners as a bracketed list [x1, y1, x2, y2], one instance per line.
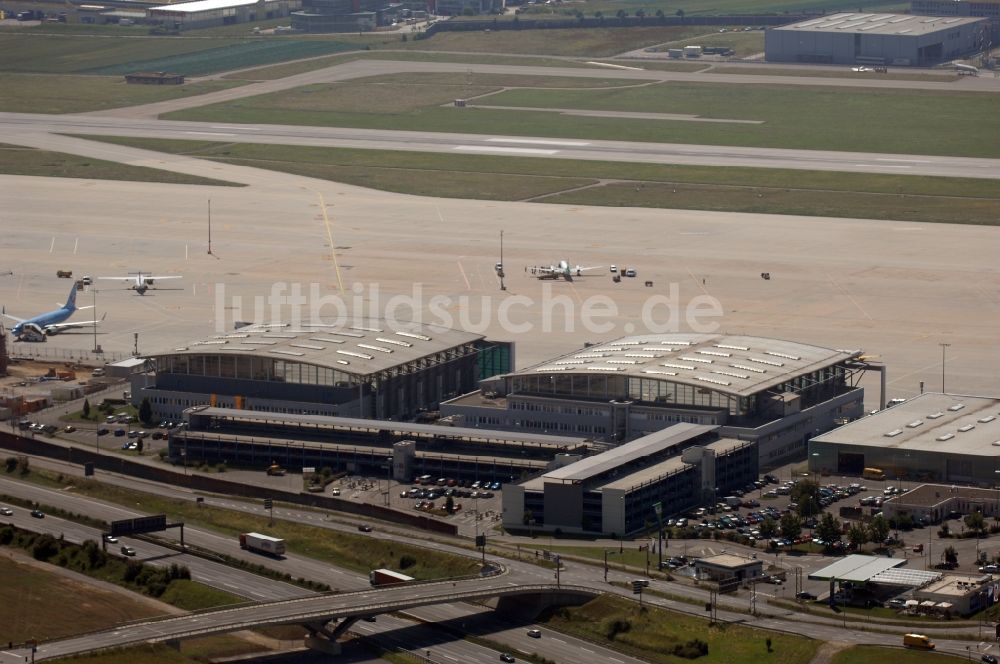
[6, 578, 598, 661]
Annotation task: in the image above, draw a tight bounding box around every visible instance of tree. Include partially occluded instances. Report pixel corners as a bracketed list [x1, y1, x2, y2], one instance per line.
[82, 398, 91, 420]
[635, 8, 645, 19]
[943, 545, 958, 567]
[965, 511, 985, 537]
[616, 8, 628, 21]
[594, 10, 603, 20]
[869, 514, 890, 544]
[848, 523, 868, 550]
[445, 495, 455, 513]
[676, 8, 685, 18]
[138, 397, 153, 425]
[790, 479, 822, 517]
[816, 513, 842, 546]
[759, 517, 778, 539]
[780, 512, 801, 540]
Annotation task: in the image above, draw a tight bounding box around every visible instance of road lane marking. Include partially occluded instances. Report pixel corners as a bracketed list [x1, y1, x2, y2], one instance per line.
[855, 164, 910, 169]
[184, 131, 236, 137]
[212, 126, 260, 131]
[73, 237, 78, 254]
[49, 236, 55, 253]
[313, 190, 345, 295]
[585, 61, 644, 70]
[488, 138, 590, 147]
[455, 146, 558, 155]
[876, 158, 931, 163]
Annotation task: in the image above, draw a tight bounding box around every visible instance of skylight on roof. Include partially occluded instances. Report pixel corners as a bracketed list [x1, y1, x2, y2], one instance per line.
[397, 331, 431, 341]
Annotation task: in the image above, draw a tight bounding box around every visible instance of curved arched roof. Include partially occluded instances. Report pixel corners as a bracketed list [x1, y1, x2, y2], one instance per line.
[513, 333, 861, 398]
[147, 321, 483, 378]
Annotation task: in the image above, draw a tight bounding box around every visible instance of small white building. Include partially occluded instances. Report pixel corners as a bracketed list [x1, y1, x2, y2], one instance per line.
[913, 574, 992, 616]
[694, 553, 763, 583]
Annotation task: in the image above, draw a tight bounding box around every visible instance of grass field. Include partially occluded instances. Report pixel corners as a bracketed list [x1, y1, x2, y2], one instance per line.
[77, 137, 1000, 225]
[0, 73, 248, 114]
[0, 143, 240, 186]
[543, 594, 818, 664]
[1, 555, 165, 643]
[165, 74, 1000, 158]
[405, 25, 717, 56]
[0, 34, 357, 75]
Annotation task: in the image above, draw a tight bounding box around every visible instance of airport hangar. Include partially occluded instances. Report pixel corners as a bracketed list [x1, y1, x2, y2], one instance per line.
[133, 321, 513, 422]
[149, 0, 300, 29]
[442, 333, 871, 470]
[808, 393, 1000, 487]
[765, 12, 990, 66]
[501, 423, 758, 537]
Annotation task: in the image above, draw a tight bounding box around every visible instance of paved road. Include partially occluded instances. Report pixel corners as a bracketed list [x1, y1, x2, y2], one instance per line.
[2, 112, 998, 181]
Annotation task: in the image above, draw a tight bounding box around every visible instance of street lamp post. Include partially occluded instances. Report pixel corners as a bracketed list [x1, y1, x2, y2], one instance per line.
[384, 457, 392, 507]
[940, 342, 951, 393]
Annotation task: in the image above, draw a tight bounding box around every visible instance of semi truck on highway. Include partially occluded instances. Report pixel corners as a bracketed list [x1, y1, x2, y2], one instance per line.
[239, 532, 286, 557]
[370, 568, 415, 587]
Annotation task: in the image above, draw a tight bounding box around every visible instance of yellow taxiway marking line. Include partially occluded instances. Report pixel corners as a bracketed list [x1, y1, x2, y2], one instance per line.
[316, 191, 344, 295]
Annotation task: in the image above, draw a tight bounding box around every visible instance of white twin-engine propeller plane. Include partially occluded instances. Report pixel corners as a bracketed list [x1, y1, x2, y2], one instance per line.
[99, 271, 182, 295]
[526, 260, 603, 281]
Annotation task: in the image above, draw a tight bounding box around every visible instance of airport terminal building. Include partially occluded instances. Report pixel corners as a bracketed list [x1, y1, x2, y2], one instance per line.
[443, 334, 867, 468]
[808, 393, 1000, 486]
[134, 321, 512, 422]
[502, 423, 758, 536]
[765, 12, 990, 66]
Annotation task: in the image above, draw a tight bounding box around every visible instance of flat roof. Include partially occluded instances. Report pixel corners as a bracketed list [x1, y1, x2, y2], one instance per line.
[869, 567, 941, 587]
[541, 423, 716, 483]
[150, 0, 260, 13]
[696, 553, 762, 569]
[809, 554, 906, 582]
[917, 574, 990, 597]
[517, 334, 860, 399]
[188, 406, 588, 448]
[774, 12, 984, 36]
[149, 320, 484, 378]
[811, 393, 1000, 456]
[886, 483, 1000, 508]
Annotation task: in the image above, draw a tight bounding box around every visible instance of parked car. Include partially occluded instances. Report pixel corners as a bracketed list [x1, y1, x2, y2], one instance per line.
[114, 429, 126, 437]
[63, 425, 76, 433]
[796, 591, 816, 600]
[97, 427, 109, 436]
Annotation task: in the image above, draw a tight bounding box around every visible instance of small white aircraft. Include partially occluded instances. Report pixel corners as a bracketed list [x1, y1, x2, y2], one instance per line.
[526, 260, 603, 281]
[99, 271, 182, 295]
[2, 284, 105, 342]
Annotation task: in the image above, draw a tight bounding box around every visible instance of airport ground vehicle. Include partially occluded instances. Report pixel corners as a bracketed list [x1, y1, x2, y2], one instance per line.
[56, 270, 72, 278]
[863, 467, 886, 481]
[369, 568, 414, 587]
[902, 633, 934, 650]
[239, 532, 286, 556]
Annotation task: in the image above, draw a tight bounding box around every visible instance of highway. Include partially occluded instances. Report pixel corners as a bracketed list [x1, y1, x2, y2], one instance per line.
[2, 111, 998, 181]
[1, 468, 996, 662]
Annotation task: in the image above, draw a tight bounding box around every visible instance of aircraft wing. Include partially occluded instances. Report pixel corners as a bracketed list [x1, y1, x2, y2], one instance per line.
[98, 277, 135, 282]
[1, 310, 26, 323]
[146, 276, 182, 280]
[45, 313, 106, 331]
[576, 265, 604, 273]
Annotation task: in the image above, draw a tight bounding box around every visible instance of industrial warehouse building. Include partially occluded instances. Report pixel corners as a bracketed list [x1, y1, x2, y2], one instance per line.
[149, 0, 300, 29]
[133, 321, 512, 421]
[502, 423, 758, 536]
[171, 406, 589, 481]
[765, 12, 990, 66]
[912, 0, 1000, 26]
[444, 333, 868, 468]
[808, 393, 1000, 486]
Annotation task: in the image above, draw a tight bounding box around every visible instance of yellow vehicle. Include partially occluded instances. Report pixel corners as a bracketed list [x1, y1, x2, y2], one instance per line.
[863, 467, 886, 481]
[902, 633, 935, 650]
[266, 464, 286, 476]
